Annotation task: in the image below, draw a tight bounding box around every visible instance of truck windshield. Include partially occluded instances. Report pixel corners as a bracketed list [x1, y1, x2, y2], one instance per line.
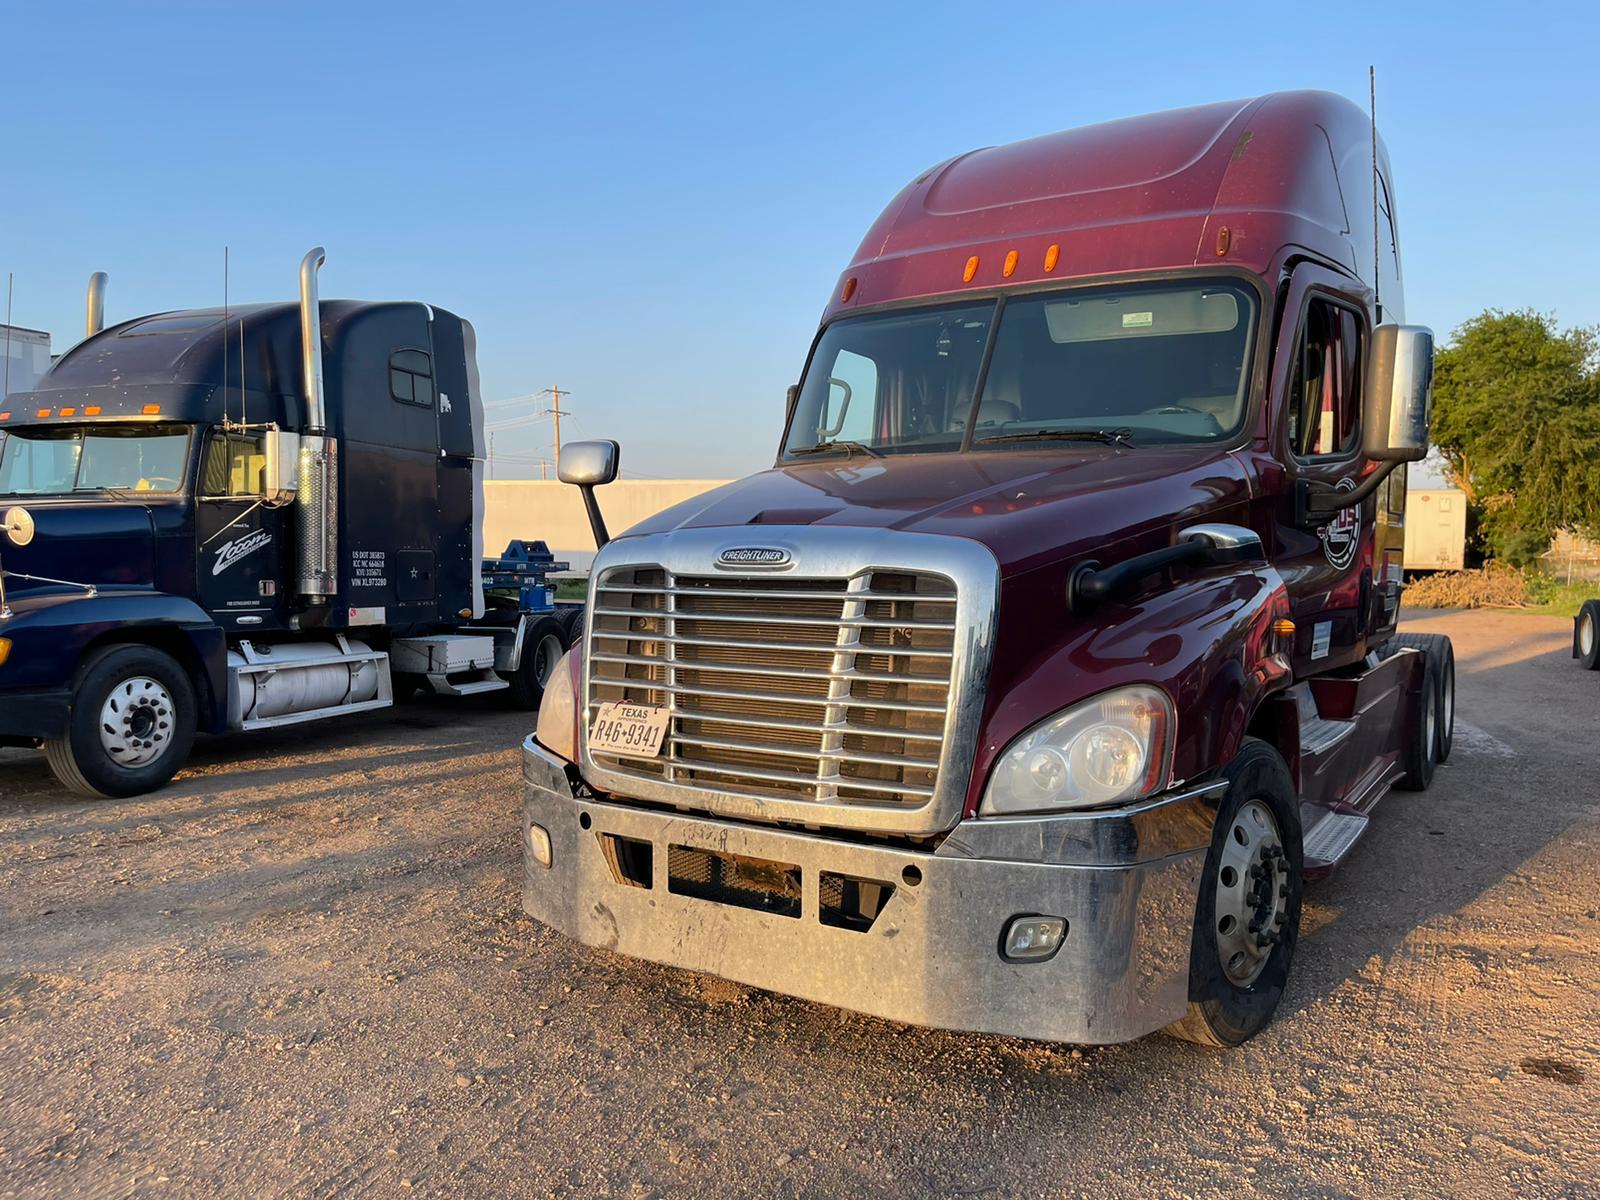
[783, 279, 1258, 458]
[0, 425, 192, 496]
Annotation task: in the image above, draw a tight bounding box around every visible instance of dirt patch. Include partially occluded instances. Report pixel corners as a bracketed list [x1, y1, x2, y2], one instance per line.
[2, 612, 1598, 1198]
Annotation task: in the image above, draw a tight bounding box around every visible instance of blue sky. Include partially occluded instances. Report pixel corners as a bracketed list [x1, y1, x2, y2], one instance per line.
[3, 1, 1596, 479]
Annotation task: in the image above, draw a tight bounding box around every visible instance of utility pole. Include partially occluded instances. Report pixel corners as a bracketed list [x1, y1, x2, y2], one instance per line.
[538, 386, 570, 467]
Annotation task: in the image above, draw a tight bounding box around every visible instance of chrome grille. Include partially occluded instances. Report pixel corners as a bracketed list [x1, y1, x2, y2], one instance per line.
[586, 566, 959, 811]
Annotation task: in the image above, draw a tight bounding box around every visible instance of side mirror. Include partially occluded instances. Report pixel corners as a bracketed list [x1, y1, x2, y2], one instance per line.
[262, 429, 301, 504]
[785, 384, 799, 423]
[1363, 324, 1433, 462]
[558, 439, 620, 487]
[558, 439, 621, 549]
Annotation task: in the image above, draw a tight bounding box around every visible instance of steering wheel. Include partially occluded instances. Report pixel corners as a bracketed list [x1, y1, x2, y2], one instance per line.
[1140, 404, 1208, 417]
[137, 477, 181, 491]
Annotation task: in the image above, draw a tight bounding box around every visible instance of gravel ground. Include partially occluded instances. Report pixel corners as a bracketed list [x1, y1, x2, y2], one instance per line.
[1, 609, 1596, 1199]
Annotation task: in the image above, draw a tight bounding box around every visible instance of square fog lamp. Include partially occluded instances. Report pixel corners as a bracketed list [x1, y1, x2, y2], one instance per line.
[1003, 915, 1067, 962]
[526, 822, 552, 868]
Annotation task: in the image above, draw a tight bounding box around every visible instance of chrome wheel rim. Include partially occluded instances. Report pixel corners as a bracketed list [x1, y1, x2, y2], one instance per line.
[1423, 683, 1438, 760]
[1582, 613, 1596, 659]
[1214, 799, 1289, 986]
[533, 633, 565, 687]
[99, 676, 176, 768]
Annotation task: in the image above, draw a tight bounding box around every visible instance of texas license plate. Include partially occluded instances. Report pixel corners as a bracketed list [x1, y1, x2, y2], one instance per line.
[588, 702, 670, 758]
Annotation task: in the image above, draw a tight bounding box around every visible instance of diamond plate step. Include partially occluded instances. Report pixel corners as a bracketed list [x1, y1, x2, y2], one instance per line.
[1303, 811, 1370, 867]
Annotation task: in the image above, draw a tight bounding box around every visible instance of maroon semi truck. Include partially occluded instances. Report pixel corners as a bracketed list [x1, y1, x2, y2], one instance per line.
[520, 91, 1455, 1047]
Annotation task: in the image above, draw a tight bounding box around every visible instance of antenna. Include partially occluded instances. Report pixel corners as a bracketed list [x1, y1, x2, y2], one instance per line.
[1370, 65, 1381, 322]
[4, 272, 13, 401]
[223, 246, 231, 428]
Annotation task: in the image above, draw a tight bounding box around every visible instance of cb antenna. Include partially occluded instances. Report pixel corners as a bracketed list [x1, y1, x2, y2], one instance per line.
[223, 246, 231, 429]
[4, 272, 13, 401]
[1370, 65, 1381, 323]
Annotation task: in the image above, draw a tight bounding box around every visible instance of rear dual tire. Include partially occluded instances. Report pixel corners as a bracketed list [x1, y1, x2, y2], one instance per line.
[43, 645, 196, 798]
[1393, 632, 1455, 788]
[505, 616, 571, 711]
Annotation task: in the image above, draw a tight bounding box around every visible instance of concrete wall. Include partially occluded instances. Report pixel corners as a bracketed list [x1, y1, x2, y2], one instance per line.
[484, 479, 732, 569]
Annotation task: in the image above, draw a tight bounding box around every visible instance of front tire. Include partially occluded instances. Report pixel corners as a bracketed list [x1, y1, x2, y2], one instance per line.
[43, 645, 197, 798]
[1166, 738, 1304, 1048]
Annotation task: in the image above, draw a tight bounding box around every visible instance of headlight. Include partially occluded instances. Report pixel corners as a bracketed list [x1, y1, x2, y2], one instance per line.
[979, 684, 1174, 816]
[534, 648, 578, 762]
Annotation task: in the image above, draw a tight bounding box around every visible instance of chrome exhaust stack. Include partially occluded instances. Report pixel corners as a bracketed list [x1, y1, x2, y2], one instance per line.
[295, 247, 338, 601]
[85, 272, 108, 337]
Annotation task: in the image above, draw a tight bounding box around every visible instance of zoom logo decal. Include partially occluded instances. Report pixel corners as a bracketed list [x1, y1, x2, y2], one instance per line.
[213, 529, 272, 576]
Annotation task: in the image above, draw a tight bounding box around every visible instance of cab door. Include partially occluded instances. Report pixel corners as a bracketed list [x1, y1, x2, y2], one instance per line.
[1267, 265, 1380, 674]
[195, 430, 289, 630]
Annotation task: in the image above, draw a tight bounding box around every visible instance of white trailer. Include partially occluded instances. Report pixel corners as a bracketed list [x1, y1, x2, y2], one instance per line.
[2, 324, 52, 398]
[1404, 488, 1467, 572]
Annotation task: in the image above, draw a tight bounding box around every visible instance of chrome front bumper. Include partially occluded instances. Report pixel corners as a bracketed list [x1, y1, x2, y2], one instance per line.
[521, 737, 1222, 1045]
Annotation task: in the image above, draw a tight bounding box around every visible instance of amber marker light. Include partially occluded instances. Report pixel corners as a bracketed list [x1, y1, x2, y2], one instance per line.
[1215, 226, 1232, 257]
[84, 406, 101, 416]
[1272, 618, 1296, 638]
[1044, 244, 1061, 272]
[0, 412, 10, 422]
[141, 404, 161, 415]
[1002, 250, 1019, 278]
[841, 276, 858, 302]
[963, 255, 979, 283]
[35, 409, 51, 419]
[59, 407, 77, 417]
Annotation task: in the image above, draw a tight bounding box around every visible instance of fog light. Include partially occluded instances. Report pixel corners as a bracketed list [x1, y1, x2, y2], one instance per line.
[1002, 915, 1067, 962]
[526, 822, 552, 868]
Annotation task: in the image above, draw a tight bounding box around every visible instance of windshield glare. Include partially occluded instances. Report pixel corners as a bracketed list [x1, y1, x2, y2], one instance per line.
[784, 280, 1258, 457]
[0, 425, 192, 496]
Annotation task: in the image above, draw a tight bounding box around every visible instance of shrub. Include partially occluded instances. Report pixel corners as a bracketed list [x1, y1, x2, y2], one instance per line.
[1402, 564, 1530, 609]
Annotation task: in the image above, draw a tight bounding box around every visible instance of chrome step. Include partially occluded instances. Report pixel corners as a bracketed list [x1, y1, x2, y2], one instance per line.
[1300, 714, 1356, 756]
[1303, 811, 1369, 866]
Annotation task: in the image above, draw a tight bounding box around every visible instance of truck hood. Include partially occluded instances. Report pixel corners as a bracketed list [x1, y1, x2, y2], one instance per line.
[0, 499, 158, 597]
[622, 447, 1254, 576]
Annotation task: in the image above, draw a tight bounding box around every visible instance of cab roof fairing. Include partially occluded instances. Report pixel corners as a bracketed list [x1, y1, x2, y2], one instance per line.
[821, 90, 1402, 323]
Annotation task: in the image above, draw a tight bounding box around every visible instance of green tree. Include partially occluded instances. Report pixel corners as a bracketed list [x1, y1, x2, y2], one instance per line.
[1429, 310, 1600, 565]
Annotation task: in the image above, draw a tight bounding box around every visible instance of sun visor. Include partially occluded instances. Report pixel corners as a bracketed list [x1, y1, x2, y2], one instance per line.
[1044, 288, 1240, 343]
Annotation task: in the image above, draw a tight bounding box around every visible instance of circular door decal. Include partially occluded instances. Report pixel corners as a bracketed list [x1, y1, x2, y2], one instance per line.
[3, 506, 34, 547]
[1318, 478, 1360, 570]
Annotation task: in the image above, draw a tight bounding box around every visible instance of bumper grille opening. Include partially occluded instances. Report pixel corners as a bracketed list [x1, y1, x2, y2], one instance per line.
[819, 872, 896, 933]
[599, 833, 654, 889]
[667, 845, 801, 918]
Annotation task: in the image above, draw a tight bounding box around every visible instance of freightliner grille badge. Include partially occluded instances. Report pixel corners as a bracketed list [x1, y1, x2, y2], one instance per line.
[716, 546, 793, 570]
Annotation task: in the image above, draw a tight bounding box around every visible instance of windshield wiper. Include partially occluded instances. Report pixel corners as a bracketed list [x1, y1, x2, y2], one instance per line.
[74, 485, 134, 499]
[787, 439, 883, 459]
[976, 427, 1134, 448]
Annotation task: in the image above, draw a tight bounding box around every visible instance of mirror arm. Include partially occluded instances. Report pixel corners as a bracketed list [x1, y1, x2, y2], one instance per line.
[1294, 461, 1399, 527]
[579, 485, 611, 550]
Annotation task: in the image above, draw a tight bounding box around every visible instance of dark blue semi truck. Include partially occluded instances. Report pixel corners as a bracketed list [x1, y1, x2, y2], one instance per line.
[0, 249, 576, 797]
